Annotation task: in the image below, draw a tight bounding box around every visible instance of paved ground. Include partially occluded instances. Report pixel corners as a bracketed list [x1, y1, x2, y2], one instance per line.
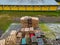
[0, 23, 22, 39]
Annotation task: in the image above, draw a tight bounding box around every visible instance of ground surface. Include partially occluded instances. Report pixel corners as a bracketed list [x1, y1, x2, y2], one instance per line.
[0, 11, 60, 32]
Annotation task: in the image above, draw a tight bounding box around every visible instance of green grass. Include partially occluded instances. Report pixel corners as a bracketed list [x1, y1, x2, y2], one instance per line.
[0, 17, 13, 32]
[39, 23, 56, 40]
[0, 10, 60, 17]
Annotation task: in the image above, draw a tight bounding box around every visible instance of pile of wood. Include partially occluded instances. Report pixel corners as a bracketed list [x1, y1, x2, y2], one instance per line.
[20, 16, 39, 28]
[0, 16, 41, 45]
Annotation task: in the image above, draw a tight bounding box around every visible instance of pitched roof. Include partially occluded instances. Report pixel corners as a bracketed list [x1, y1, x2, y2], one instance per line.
[0, 0, 58, 5]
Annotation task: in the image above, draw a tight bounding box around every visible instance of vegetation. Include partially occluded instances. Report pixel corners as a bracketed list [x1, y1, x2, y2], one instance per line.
[0, 10, 60, 17]
[0, 16, 13, 32]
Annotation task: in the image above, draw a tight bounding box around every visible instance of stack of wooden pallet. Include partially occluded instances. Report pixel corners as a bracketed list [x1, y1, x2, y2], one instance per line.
[20, 16, 39, 28]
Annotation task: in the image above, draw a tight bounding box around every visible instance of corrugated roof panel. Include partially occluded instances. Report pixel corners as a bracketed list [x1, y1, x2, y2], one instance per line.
[0, 0, 58, 5]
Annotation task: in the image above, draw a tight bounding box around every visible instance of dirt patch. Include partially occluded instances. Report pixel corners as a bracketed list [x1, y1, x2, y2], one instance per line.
[39, 16, 60, 23]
